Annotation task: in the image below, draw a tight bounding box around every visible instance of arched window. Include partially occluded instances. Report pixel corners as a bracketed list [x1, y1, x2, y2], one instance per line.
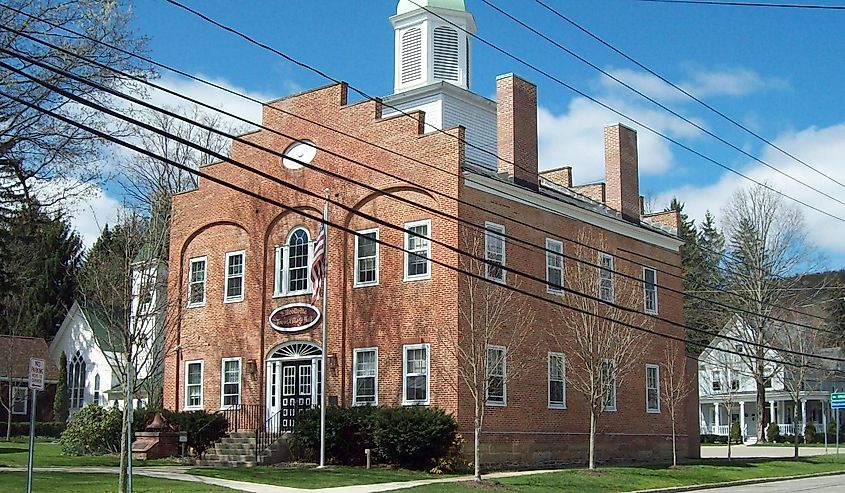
[274, 227, 313, 296]
[68, 351, 86, 409]
[432, 26, 459, 82]
[401, 28, 422, 84]
[93, 374, 101, 406]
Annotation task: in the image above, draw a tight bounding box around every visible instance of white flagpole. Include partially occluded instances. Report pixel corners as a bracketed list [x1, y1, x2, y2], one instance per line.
[319, 190, 329, 469]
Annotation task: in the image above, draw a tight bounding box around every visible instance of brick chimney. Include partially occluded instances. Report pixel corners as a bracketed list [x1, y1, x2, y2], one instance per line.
[496, 74, 538, 189]
[540, 166, 572, 188]
[604, 124, 640, 223]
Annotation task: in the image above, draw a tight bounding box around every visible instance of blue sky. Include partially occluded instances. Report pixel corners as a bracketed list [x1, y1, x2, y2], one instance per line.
[77, 0, 845, 267]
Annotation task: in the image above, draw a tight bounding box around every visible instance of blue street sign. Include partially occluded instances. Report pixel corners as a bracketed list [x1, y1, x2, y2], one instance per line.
[832, 393, 845, 410]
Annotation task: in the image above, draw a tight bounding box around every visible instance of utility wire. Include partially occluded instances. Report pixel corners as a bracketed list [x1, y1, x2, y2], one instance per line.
[628, 0, 845, 10]
[488, 0, 845, 199]
[163, 0, 845, 226]
[535, 0, 845, 191]
[3, 77, 838, 371]
[4, 54, 842, 365]
[0, 5, 832, 329]
[2, 35, 835, 339]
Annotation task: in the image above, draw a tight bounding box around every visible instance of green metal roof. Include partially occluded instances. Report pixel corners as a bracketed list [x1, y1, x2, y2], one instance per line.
[83, 308, 126, 353]
[397, 0, 466, 15]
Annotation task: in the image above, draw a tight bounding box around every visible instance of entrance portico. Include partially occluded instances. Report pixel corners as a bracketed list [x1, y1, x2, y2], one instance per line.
[265, 341, 323, 432]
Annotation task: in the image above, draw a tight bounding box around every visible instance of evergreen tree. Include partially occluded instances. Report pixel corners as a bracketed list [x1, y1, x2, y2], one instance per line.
[53, 351, 69, 422]
[825, 281, 845, 348]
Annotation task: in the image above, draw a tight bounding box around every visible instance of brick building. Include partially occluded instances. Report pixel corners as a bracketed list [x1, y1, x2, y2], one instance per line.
[163, 0, 699, 465]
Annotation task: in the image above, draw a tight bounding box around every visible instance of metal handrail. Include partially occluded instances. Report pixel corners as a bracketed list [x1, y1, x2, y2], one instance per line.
[221, 404, 263, 432]
[255, 409, 285, 464]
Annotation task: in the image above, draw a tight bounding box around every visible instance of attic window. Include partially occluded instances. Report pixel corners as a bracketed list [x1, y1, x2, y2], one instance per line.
[432, 26, 459, 81]
[401, 28, 423, 84]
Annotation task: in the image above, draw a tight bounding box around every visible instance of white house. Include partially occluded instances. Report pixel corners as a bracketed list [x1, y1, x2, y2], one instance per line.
[699, 318, 845, 440]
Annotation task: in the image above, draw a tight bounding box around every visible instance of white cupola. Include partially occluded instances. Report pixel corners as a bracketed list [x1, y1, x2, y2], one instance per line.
[391, 0, 477, 93]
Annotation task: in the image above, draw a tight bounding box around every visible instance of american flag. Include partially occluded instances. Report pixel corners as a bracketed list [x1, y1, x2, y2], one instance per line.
[310, 221, 327, 306]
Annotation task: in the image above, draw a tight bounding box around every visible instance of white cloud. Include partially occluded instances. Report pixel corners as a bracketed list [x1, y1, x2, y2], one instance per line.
[656, 122, 845, 255]
[65, 186, 123, 249]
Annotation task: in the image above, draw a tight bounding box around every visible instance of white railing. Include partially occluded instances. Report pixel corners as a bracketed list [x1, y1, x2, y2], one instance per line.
[779, 424, 795, 436]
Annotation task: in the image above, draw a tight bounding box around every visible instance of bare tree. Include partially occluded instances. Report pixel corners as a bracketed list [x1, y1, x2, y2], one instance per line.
[723, 184, 822, 442]
[440, 231, 536, 482]
[702, 341, 745, 460]
[0, 0, 150, 213]
[780, 321, 827, 459]
[660, 342, 692, 467]
[549, 232, 647, 470]
[77, 208, 179, 493]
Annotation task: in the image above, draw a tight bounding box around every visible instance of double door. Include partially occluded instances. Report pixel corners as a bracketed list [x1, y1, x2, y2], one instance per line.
[267, 358, 321, 432]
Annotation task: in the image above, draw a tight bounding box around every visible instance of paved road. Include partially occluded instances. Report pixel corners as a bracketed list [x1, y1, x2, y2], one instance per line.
[701, 444, 836, 459]
[684, 474, 845, 492]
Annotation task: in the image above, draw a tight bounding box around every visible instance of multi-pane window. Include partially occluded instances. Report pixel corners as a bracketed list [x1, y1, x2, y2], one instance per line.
[711, 370, 722, 392]
[224, 251, 245, 302]
[275, 228, 313, 296]
[93, 374, 101, 406]
[299, 364, 312, 396]
[646, 364, 660, 413]
[188, 257, 207, 307]
[221, 358, 241, 409]
[353, 348, 378, 405]
[548, 352, 566, 409]
[404, 220, 431, 281]
[486, 346, 507, 406]
[68, 351, 86, 409]
[403, 344, 430, 404]
[599, 253, 614, 302]
[185, 360, 203, 409]
[11, 386, 27, 415]
[601, 359, 617, 411]
[643, 267, 658, 314]
[484, 222, 506, 283]
[354, 229, 379, 287]
[546, 239, 564, 294]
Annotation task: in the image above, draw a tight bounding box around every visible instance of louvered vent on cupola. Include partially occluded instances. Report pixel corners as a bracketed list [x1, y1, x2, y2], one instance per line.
[401, 28, 423, 84]
[432, 26, 459, 82]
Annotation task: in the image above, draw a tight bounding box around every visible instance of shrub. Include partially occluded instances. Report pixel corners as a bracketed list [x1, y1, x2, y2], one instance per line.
[730, 422, 742, 444]
[8, 421, 66, 438]
[766, 422, 780, 443]
[166, 410, 228, 457]
[430, 433, 471, 474]
[53, 352, 69, 422]
[373, 406, 457, 470]
[292, 406, 377, 465]
[804, 423, 818, 443]
[59, 404, 122, 455]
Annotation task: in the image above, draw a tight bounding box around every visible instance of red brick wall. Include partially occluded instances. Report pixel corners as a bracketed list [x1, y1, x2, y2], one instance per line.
[540, 167, 572, 188]
[604, 124, 640, 222]
[496, 75, 538, 189]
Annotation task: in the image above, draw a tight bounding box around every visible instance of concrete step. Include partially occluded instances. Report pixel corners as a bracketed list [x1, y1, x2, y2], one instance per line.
[195, 459, 257, 467]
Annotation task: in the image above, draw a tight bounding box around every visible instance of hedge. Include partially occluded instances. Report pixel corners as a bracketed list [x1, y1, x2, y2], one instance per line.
[292, 405, 457, 470]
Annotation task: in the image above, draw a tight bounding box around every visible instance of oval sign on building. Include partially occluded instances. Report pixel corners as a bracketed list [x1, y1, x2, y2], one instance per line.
[269, 303, 321, 333]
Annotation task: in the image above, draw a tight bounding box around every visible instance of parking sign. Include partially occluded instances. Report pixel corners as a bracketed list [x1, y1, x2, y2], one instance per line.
[28, 358, 44, 391]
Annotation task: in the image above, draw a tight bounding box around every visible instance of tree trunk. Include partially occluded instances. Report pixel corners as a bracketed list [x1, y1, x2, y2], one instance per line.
[671, 415, 677, 467]
[793, 403, 800, 459]
[589, 409, 597, 470]
[756, 379, 766, 442]
[474, 414, 481, 482]
[119, 405, 129, 493]
[5, 379, 12, 441]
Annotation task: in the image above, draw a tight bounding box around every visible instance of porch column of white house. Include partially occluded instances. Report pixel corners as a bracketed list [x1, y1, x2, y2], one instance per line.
[823, 400, 828, 435]
[770, 400, 776, 424]
[740, 401, 747, 438]
[715, 403, 721, 431]
[801, 399, 808, 433]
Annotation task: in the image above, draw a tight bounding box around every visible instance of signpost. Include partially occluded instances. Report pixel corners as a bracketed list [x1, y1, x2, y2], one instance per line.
[831, 392, 845, 458]
[27, 358, 45, 493]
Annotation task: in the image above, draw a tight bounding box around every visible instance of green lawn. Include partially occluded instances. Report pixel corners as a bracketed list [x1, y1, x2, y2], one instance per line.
[0, 472, 235, 492]
[189, 464, 448, 489]
[407, 456, 845, 492]
[0, 441, 179, 468]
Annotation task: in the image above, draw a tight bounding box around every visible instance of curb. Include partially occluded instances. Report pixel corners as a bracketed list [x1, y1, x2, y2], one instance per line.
[631, 470, 845, 493]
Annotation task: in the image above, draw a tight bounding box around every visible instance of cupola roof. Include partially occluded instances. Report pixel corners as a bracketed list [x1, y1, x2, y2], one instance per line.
[396, 0, 466, 15]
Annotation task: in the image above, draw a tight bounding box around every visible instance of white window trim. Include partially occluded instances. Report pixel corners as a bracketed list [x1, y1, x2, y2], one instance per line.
[545, 238, 564, 295]
[484, 222, 506, 283]
[353, 229, 380, 288]
[274, 227, 314, 298]
[11, 386, 28, 415]
[599, 253, 614, 302]
[485, 345, 507, 407]
[643, 266, 658, 314]
[184, 360, 204, 410]
[220, 357, 242, 410]
[602, 358, 617, 412]
[352, 347, 379, 406]
[402, 343, 431, 405]
[223, 251, 245, 303]
[187, 256, 207, 308]
[403, 219, 432, 282]
[548, 352, 566, 410]
[646, 364, 660, 413]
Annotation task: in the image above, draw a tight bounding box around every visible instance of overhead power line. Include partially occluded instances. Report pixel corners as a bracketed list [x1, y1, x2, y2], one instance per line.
[0, 3, 832, 329]
[533, 0, 845, 192]
[2, 72, 838, 371]
[628, 0, 845, 10]
[4, 52, 842, 366]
